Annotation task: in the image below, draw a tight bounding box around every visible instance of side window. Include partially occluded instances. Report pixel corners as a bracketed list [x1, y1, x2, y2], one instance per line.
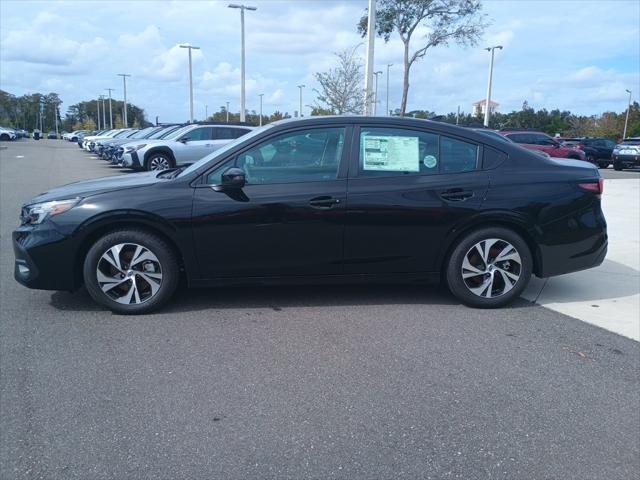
[181, 127, 208, 142]
[440, 136, 478, 172]
[231, 128, 251, 139]
[207, 127, 345, 185]
[213, 128, 236, 140]
[506, 133, 529, 144]
[358, 127, 439, 177]
[358, 128, 478, 176]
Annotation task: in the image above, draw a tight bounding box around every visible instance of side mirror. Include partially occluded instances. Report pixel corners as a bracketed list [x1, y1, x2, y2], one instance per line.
[178, 137, 188, 143]
[220, 167, 246, 189]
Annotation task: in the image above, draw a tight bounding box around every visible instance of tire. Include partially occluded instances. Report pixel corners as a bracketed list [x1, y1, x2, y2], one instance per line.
[567, 154, 581, 160]
[597, 161, 609, 169]
[83, 229, 180, 314]
[146, 152, 174, 171]
[613, 161, 623, 171]
[586, 154, 597, 165]
[0, 133, 9, 141]
[446, 227, 533, 308]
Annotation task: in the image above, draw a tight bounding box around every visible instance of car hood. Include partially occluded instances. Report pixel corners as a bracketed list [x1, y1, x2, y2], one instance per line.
[27, 171, 165, 205]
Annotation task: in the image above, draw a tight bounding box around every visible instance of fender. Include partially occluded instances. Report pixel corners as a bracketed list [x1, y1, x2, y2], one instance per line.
[69, 209, 198, 287]
[436, 209, 543, 276]
[144, 146, 176, 168]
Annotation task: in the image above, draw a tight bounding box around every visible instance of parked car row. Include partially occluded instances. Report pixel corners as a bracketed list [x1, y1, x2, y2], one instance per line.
[72, 123, 254, 171]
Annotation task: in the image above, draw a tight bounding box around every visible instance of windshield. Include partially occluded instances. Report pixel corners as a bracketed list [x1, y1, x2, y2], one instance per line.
[163, 125, 194, 140]
[129, 127, 156, 139]
[621, 139, 640, 145]
[178, 124, 273, 178]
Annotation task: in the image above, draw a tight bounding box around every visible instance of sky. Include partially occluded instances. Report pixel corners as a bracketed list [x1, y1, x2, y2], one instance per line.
[1, 0, 638, 123]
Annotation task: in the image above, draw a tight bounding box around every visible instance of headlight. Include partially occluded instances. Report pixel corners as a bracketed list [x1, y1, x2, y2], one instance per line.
[21, 198, 80, 225]
[125, 144, 147, 152]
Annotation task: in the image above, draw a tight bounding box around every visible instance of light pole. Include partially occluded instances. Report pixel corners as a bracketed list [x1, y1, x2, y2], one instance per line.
[623, 89, 632, 139]
[258, 93, 264, 126]
[297, 84, 305, 117]
[373, 70, 382, 115]
[117, 74, 131, 127]
[100, 95, 106, 129]
[363, 0, 376, 115]
[205, 104, 208, 120]
[105, 88, 114, 128]
[96, 97, 101, 130]
[228, 4, 257, 123]
[226, 101, 230, 123]
[179, 44, 200, 123]
[386, 63, 393, 116]
[483, 45, 502, 127]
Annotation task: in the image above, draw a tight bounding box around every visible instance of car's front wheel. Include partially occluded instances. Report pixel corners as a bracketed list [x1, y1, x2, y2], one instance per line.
[446, 227, 532, 308]
[0, 133, 9, 141]
[146, 153, 173, 171]
[83, 230, 179, 314]
[613, 161, 623, 171]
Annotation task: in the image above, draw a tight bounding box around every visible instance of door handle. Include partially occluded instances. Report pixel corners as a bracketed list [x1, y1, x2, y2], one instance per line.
[309, 196, 341, 209]
[439, 189, 474, 202]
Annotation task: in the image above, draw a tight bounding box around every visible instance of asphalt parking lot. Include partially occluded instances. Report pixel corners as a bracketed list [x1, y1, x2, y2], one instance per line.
[1, 140, 639, 479]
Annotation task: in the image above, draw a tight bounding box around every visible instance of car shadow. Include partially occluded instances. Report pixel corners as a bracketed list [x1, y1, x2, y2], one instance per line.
[50, 283, 464, 314]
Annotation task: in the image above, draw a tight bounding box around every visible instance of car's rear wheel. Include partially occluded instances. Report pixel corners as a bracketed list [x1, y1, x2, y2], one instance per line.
[446, 227, 532, 308]
[83, 230, 179, 314]
[146, 153, 173, 171]
[597, 161, 609, 169]
[613, 161, 623, 171]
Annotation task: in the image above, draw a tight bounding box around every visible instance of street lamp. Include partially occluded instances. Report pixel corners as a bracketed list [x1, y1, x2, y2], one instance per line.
[258, 93, 264, 126]
[99, 95, 106, 129]
[105, 88, 114, 128]
[180, 44, 200, 123]
[363, 0, 377, 115]
[386, 63, 393, 116]
[483, 45, 502, 127]
[228, 4, 257, 123]
[373, 70, 382, 115]
[226, 101, 230, 123]
[96, 96, 101, 130]
[117, 74, 131, 127]
[205, 104, 208, 120]
[623, 89, 632, 140]
[297, 84, 305, 117]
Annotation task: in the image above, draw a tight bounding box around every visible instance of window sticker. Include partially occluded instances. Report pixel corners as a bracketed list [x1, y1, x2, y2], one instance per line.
[362, 135, 419, 172]
[423, 154, 438, 169]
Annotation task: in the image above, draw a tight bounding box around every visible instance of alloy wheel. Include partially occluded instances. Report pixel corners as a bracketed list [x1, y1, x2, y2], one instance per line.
[96, 243, 163, 305]
[461, 238, 522, 298]
[149, 156, 170, 170]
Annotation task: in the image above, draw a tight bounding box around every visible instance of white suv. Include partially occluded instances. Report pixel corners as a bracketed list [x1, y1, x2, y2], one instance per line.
[0, 127, 17, 141]
[121, 124, 254, 171]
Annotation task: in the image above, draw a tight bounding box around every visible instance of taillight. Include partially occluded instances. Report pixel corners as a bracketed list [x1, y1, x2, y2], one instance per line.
[579, 178, 604, 194]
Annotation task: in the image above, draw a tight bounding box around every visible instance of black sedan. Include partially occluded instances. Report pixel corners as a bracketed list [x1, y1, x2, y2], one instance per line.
[13, 116, 607, 314]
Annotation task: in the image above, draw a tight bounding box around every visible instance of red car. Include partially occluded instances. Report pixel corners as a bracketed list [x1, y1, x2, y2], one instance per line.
[499, 130, 586, 161]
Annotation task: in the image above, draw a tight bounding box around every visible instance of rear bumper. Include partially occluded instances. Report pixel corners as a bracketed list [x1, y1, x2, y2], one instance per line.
[537, 201, 608, 278]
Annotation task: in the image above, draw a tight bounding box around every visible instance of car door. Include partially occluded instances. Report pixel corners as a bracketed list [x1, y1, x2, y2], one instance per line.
[343, 126, 489, 274]
[176, 127, 215, 164]
[191, 125, 351, 278]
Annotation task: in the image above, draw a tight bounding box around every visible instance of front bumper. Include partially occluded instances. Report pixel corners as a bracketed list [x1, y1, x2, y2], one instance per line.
[122, 151, 142, 169]
[13, 223, 80, 291]
[613, 154, 640, 166]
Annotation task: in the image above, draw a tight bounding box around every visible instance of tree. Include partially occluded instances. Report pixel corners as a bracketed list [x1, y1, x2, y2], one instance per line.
[358, 0, 488, 116]
[313, 47, 365, 114]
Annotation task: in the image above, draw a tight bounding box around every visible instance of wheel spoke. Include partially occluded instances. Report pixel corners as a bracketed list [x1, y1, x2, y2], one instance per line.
[103, 245, 124, 271]
[495, 244, 521, 264]
[469, 275, 493, 297]
[97, 271, 129, 293]
[497, 270, 517, 294]
[137, 273, 161, 295]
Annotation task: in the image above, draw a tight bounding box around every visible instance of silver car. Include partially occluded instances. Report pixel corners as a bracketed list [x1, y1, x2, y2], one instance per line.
[121, 124, 254, 171]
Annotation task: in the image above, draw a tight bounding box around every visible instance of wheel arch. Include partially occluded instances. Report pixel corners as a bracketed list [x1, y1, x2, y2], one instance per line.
[438, 213, 543, 278]
[73, 212, 190, 288]
[143, 147, 176, 169]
